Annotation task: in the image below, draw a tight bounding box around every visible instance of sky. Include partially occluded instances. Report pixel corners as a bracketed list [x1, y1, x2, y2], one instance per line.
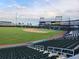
[0, 0, 79, 25]
[0, 0, 79, 18]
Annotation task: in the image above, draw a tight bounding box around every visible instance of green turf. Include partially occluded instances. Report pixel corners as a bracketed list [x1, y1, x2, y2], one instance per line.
[0, 27, 63, 44]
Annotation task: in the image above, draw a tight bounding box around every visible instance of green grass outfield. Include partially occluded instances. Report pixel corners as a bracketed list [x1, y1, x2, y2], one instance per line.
[0, 27, 63, 44]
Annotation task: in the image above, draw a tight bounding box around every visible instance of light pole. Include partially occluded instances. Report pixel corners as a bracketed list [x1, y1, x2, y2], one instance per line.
[15, 11, 18, 26]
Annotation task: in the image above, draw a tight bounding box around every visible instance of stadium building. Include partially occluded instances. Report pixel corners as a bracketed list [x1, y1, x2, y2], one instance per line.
[39, 20, 79, 30]
[0, 21, 15, 26]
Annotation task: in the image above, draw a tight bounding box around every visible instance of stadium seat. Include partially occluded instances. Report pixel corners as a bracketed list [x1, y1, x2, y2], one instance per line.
[0, 46, 57, 59]
[33, 36, 79, 57]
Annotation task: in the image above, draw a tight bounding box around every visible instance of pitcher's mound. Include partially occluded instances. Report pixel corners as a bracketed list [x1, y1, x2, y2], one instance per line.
[23, 28, 49, 33]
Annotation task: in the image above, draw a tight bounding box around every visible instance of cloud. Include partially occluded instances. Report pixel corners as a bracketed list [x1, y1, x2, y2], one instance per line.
[0, 0, 79, 19]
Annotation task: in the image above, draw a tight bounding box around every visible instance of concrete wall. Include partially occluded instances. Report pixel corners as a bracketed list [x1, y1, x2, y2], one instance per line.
[68, 54, 79, 59]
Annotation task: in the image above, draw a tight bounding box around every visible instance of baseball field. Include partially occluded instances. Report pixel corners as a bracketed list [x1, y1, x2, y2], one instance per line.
[0, 27, 63, 45]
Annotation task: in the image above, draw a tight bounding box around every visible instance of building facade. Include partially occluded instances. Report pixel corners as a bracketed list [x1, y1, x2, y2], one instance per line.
[39, 20, 79, 30]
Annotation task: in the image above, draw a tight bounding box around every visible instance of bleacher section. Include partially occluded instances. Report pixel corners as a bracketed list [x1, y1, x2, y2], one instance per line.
[34, 37, 79, 57]
[34, 38, 79, 49]
[0, 46, 57, 59]
[64, 30, 79, 39]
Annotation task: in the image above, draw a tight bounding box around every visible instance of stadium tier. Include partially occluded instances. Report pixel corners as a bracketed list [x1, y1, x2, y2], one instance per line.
[0, 46, 57, 59]
[34, 38, 79, 49]
[33, 37, 79, 57]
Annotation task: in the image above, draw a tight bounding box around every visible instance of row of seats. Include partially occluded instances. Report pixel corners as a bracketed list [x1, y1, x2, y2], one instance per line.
[34, 37, 79, 49]
[0, 46, 57, 59]
[34, 37, 79, 57]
